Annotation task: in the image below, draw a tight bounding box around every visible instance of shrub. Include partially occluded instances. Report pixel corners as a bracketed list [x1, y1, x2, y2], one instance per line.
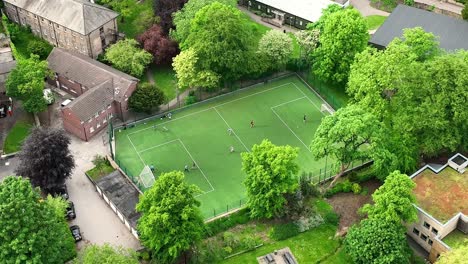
[299, 173, 320, 198]
[349, 167, 375, 183]
[239, 235, 258, 250]
[351, 183, 362, 194]
[295, 214, 324, 232]
[463, 3, 468, 20]
[204, 208, 250, 237]
[190, 241, 224, 264]
[185, 91, 197, 105]
[361, 186, 369, 195]
[26, 40, 52, 59]
[223, 231, 239, 248]
[341, 179, 352, 192]
[324, 211, 340, 225]
[268, 223, 300, 241]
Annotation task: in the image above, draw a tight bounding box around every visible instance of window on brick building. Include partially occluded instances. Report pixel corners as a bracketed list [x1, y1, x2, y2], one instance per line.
[423, 222, 430, 229]
[97, 122, 101, 128]
[431, 228, 438, 235]
[420, 234, 428, 242]
[90, 126, 94, 133]
[428, 239, 433, 246]
[412, 228, 420, 236]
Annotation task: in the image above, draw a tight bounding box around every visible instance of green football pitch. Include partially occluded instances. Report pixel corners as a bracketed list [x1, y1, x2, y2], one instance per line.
[114, 75, 332, 219]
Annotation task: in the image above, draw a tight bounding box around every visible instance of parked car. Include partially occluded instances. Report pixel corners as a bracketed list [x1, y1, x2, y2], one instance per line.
[61, 99, 73, 107]
[70, 225, 82, 242]
[52, 185, 69, 200]
[65, 201, 76, 220]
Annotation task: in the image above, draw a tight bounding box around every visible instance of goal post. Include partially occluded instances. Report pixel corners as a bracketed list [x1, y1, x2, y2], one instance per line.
[138, 165, 156, 189]
[320, 103, 334, 115]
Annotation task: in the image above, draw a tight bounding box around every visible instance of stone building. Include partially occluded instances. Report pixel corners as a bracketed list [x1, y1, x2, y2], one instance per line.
[47, 48, 138, 141]
[3, 0, 119, 58]
[407, 153, 468, 263]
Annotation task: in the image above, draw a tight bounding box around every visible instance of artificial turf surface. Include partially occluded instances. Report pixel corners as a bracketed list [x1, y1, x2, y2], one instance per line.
[115, 75, 331, 219]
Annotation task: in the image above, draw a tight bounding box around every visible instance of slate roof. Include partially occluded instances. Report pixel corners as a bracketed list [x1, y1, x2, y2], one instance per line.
[95, 170, 141, 229]
[370, 5, 468, 51]
[68, 80, 114, 121]
[47, 48, 138, 103]
[3, 0, 118, 35]
[256, 0, 341, 23]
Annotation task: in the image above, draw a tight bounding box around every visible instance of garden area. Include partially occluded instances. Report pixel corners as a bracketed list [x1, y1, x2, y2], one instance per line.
[3, 117, 34, 154]
[365, 15, 387, 30]
[86, 155, 116, 182]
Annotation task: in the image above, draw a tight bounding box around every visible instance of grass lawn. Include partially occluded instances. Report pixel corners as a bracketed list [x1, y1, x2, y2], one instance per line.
[142, 65, 178, 101]
[8, 25, 52, 60]
[3, 120, 34, 154]
[117, 0, 153, 39]
[86, 162, 116, 181]
[366, 15, 387, 30]
[115, 75, 334, 219]
[442, 229, 467, 249]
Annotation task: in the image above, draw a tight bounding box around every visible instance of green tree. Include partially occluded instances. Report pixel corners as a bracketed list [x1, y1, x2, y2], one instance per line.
[345, 218, 410, 264]
[0, 177, 76, 263]
[241, 140, 299, 219]
[437, 240, 468, 264]
[294, 29, 319, 66]
[310, 105, 393, 185]
[100, 0, 136, 22]
[74, 244, 139, 264]
[129, 83, 166, 114]
[181, 2, 257, 82]
[313, 8, 368, 84]
[462, 2, 468, 20]
[26, 39, 53, 60]
[257, 30, 293, 70]
[136, 171, 204, 263]
[6, 54, 51, 114]
[172, 48, 220, 91]
[394, 27, 440, 61]
[104, 39, 153, 77]
[362, 171, 417, 223]
[171, 0, 236, 44]
[307, 4, 343, 32]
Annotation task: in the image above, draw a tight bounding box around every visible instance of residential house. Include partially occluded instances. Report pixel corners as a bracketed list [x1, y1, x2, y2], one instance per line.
[407, 153, 468, 263]
[3, 0, 119, 58]
[47, 48, 138, 141]
[238, 0, 349, 29]
[369, 5, 468, 51]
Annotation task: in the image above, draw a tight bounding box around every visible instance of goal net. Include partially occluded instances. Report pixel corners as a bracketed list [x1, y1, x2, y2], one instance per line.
[138, 165, 155, 189]
[320, 103, 334, 115]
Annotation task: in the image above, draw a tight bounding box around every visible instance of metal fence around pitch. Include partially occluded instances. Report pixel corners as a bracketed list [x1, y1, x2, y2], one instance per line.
[114, 157, 145, 191]
[205, 197, 248, 221]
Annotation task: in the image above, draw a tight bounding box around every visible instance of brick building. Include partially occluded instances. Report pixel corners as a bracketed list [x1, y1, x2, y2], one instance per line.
[3, 0, 119, 58]
[47, 48, 138, 141]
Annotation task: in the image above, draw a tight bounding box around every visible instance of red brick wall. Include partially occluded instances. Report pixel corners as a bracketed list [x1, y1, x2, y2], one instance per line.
[62, 104, 116, 141]
[62, 108, 87, 141]
[116, 81, 137, 121]
[57, 75, 83, 96]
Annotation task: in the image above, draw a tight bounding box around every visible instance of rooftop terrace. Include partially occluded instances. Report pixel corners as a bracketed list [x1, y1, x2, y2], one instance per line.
[442, 229, 467, 249]
[413, 167, 468, 223]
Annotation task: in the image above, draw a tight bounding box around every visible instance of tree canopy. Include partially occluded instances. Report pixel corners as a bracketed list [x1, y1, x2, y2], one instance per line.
[136, 171, 204, 263]
[241, 139, 299, 219]
[0, 177, 76, 263]
[437, 240, 468, 264]
[312, 8, 368, 84]
[138, 25, 179, 65]
[153, 0, 187, 33]
[181, 2, 257, 83]
[15, 127, 75, 193]
[104, 39, 153, 77]
[74, 244, 139, 264]
[362, 171, 417, 223]
[257, 30, 293, 70]
[171, 0, 236, 44]
[6, 54, 51, 113]
[345, 218, 410, 264]
[172, 48, 220, 90]
[129, 83, 166, 114]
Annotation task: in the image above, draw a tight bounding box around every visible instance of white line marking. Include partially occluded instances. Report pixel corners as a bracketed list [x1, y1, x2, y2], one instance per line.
[271, 107, 311, 152]
[291, 83, 324, 115]
[127, 82, 293, 136]
[138, 139, 180, 154]
[213, 107, 250, 152]
[271, 96, 306, 109]
[127, 134, 145, 166]
[178, 139, 215, 195]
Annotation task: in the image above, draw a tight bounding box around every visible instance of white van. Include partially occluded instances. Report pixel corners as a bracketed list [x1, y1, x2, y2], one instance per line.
[43, 89, 54, 105]
[61, 99, 73, 107]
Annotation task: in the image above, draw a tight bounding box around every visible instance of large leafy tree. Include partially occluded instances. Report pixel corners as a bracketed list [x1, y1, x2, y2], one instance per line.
[136, 171, 204, 263]
[171, 0, 236, 44]
[463, 2, 468, 20]
[153, 0, 187, 33]
[181, 2, 257, 83]
[257, 30, 293, 70]
[345, 218, 410, 264]
[137, 25, 179, 65]
[241, 140, 299, 219]
[310, 105, 394, 184]
[15, 127, 75, 193]
[129, 83, 166, 114]
[74, 244, 139, 264]
[104, 39, 153, 77]
[99, 0, 136, 22]
[312, 8, 368, 84]
[0, 177, 76, 263]
[294, 29, 319, 66]
[307, 4, 343, 33]
[172, 48, 220, 91]
[362, 171, 417, 223]
[6, 54, 51, 114]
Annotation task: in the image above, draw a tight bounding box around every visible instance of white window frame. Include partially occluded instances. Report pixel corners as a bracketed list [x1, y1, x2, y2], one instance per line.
[89, 126, 94, 133]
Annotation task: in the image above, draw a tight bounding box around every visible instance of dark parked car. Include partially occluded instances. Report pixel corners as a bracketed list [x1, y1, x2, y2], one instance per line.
[65, 201, 76, 220]
[70, 225, 82, 242]
[52, 185, 69, 200]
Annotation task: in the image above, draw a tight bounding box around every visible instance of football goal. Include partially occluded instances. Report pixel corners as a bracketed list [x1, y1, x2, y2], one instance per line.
[320, 103, 334, 115]
[138, 165, 156, 189]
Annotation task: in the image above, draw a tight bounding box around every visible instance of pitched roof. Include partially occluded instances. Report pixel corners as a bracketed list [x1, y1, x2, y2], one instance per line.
[256, 0, 342, 23]
[3, 0, 118, 35]
[67, 80, 114, 121]
[370, 5, 468, 51]
[47, 48, 138, 102]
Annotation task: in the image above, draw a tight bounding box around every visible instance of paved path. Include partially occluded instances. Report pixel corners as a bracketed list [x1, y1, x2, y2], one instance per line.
[238, 6, 298, 33]
[145, 68, 155, 85]
[416, 0, 463, 14]
[350, 0, 390, 16]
